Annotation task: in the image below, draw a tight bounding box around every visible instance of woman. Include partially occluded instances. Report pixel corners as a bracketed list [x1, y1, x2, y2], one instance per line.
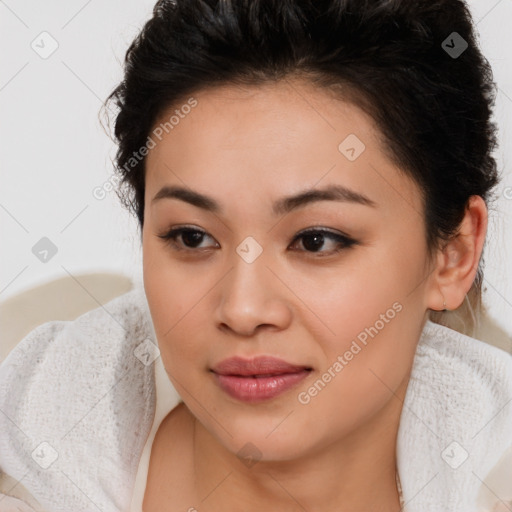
[1, 0, 511, 511]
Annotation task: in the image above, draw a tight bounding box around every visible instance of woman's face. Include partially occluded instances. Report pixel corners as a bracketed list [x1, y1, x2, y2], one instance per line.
[142, 79, 434, 461]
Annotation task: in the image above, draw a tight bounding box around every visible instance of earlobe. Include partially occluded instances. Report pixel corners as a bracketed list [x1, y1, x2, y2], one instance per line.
[425, 195, 488, 312]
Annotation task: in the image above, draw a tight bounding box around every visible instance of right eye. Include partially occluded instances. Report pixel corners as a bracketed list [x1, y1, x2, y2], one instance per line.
[157, 226, 219, 252]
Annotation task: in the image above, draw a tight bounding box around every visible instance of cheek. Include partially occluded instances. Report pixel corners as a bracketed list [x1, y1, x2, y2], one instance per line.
[144, 288, 209, 396]
[144, 276, 208, 359]
[294, 243, 421, 409]
[143, 245, 219, 385]
[289, 250, 398, 345]
[292, 309, 415, 446]
[143, 233, 209, 324]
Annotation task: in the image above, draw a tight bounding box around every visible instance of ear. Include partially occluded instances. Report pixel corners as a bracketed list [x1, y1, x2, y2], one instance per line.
[425, 195, 488, 312]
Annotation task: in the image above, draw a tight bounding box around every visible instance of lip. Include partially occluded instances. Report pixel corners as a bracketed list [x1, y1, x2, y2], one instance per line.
[210, 356, 312, 403]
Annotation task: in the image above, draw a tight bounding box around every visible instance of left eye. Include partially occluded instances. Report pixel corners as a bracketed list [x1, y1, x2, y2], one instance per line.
[157, 227, 357, 255]
[289, 228, 357, 254]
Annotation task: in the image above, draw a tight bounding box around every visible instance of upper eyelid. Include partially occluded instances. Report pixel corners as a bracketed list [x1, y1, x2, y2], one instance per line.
[162, 225, 351, 238]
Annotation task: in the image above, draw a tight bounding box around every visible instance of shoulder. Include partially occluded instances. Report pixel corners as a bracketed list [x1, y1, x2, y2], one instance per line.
[425, 320, 512, 511]
[420, 319, 512, 372]
[0, 286, 151, 370]
[419, 320, 512, 412]
[0, 286, 158, 511]
[0, 286, 156, 430]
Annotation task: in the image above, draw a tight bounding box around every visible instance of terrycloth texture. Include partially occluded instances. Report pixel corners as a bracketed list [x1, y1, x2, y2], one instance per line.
[0, 286, 511, 511]
[395, 322, 512, 511]
[0, 287, 157, 512]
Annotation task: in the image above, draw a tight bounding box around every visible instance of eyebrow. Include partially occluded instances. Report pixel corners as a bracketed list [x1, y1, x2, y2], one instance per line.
[151, 183, 377, 215]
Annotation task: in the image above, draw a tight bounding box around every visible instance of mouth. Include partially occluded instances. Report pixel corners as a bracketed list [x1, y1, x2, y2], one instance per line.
[211, 355, 312, 376]
[210, 356, 313, 403]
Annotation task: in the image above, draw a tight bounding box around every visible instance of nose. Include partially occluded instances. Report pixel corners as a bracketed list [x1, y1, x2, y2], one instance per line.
[214, 248, 293, 337]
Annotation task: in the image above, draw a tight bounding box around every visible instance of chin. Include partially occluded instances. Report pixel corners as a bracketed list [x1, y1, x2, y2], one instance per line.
[209, 414, 308, 461]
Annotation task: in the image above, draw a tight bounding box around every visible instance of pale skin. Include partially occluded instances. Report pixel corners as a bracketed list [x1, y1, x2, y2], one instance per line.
[141, 78, 488, 511]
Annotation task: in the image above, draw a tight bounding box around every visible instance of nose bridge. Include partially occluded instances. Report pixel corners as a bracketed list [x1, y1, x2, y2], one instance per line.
[225, 236, 273, 302]
[215, 236, 291, 334]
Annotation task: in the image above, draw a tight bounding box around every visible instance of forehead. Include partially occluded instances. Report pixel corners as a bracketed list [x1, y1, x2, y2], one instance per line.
[145, 79, 423, 221]
[147, 79, 378, 162]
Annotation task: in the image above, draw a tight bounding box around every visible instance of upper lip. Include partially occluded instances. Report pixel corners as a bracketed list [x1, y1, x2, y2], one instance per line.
[211, 356, 312, 376]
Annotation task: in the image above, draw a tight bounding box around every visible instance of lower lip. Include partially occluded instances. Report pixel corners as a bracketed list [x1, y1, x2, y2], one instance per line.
[212, 370, 310, 403]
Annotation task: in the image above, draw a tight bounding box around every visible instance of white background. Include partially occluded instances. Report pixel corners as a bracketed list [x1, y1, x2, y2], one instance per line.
[1, 0, 511, 334]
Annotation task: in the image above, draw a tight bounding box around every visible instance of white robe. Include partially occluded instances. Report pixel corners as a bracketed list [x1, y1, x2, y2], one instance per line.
[0, 286, 511, 511]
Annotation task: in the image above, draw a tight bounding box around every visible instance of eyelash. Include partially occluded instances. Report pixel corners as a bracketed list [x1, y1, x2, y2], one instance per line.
[157, 226, 357, 257]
